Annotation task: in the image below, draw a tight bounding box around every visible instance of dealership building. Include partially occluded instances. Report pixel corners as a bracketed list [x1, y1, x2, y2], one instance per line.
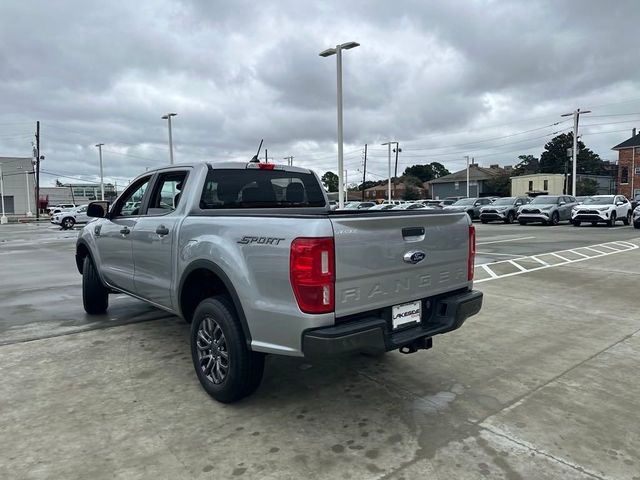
[0, 157, 36, 219]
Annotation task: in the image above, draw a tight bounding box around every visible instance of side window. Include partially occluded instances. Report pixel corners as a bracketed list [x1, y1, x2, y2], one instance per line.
[147, 171, 188, 215]
[515, 198, 522, 206]
[112, 176, 151, 217]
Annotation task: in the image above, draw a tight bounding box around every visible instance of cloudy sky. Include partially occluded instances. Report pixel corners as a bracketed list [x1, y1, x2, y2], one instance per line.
[1, 0, 639, 187]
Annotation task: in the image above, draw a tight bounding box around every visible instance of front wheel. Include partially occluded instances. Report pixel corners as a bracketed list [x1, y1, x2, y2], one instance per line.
[548, 212, 559, 226]
[191, 296, 265, 403]
[61, 217, 75, 230]
[622, 212, 631, 226]
[608, 212, 617, 227]
[481, 219, 488, 224]
[572, 220, 581, 227]
[505, 212, 515, 224]
[634, 221, 640, 229]
[519, 219, 527, 226]
[82, 256, 109, 314]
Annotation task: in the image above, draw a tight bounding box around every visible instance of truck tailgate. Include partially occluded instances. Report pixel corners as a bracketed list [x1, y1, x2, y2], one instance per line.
[330, 212, 472, 318]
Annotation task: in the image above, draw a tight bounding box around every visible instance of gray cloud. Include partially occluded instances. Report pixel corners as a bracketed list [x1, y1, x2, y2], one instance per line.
[1, 0, 639, 187]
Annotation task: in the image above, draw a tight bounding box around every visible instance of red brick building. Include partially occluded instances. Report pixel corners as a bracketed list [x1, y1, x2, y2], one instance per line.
[612, 129, 640, 200]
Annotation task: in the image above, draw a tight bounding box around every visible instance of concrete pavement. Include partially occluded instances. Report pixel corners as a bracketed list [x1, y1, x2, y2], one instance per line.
[1, 223, 639, 479]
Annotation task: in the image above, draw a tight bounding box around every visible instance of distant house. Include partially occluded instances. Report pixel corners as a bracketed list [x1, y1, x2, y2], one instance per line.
[427, 164, 504, 199]
[612, 129, 640, 200]
[363, 182, 425, 201]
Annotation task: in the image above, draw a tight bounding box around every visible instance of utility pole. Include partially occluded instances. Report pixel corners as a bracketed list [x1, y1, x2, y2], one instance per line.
[95, 143, 105, 201]
[25, 171, 33, 216]
[382, 141, 398, 201]
[393, 144, 402, 199]
[361, 144, 367, 201]
[35, 121, 40, 219]
[283, 156, 294, 166]
[561, 108, 591, 196]
[265, 149, 268, 163]
[465, 155, 470, 198]
[0, 164, 7, 224]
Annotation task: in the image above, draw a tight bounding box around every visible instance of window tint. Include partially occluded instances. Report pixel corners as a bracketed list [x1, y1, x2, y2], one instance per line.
[147, 171, 188, 215]
[113, 176, 151, 217]
[200, 168, 326, 209]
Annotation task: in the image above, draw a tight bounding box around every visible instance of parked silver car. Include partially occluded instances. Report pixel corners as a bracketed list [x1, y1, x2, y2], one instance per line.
[443, 197, 493, 220]
[517, 195, 577, 226]
[480, 196, 530, 224]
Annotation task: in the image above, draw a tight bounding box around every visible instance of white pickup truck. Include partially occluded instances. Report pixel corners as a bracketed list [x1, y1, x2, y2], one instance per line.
[76, 162, 483, 402]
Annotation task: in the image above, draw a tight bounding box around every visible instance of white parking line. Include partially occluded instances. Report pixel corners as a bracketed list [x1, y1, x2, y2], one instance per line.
[475, 240, 639, 283]
[476, 236, 536, 246]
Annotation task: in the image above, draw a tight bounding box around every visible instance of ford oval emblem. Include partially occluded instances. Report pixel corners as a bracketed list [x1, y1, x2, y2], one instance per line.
[403, 250, 426, 264]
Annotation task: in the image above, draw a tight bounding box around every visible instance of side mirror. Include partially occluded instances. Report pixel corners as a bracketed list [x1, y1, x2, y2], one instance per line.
[87, 201, 109, 218]
[559, 201, 566, 206]
[616, 201, 623, 206]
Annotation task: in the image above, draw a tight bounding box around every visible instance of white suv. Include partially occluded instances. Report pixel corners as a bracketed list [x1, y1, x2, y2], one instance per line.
[51, 205, 90, 230]
[571, 195, 632, 227]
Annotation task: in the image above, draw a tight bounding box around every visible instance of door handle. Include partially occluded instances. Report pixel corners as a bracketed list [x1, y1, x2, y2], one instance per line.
[120, 227, 131, 235]
[155, 225, 169, 236]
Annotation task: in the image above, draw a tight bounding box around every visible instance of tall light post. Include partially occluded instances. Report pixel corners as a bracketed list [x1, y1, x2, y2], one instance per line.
[0, 164, 7, 224]
[320, 41, 360, 209]
[162, 113, 178, 165]
[465, 155, 470, 198]
[95, 143, 105, 201]
[561, 108, 590, 196]
[24, 170, 33, 217]
[382, 141, 398, 201]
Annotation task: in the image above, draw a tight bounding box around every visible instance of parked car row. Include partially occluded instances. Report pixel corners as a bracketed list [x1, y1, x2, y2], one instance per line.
[337, 194, 640, 229]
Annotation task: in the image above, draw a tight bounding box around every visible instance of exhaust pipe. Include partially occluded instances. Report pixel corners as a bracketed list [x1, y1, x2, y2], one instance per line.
[399, 337, 432, 354]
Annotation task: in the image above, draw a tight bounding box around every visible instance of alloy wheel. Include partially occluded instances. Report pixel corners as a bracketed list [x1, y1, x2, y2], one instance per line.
[196, 317, 229, 384]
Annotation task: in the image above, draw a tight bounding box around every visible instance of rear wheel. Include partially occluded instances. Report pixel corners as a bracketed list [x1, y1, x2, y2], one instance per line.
[82, 256, 109, 314]
[608, 212, 617, 227]
[191, 296, 265, 403]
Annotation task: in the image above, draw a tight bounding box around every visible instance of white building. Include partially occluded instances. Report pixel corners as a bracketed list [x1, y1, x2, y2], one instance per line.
[0, 157, 36, 218]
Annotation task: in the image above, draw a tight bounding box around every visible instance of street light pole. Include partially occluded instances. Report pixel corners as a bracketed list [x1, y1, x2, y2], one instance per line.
[381, 141, 398, 201]
[320, 41, 360, 209]
[95, 143, 105, 201]
[161, 113, 178, 165]
[25, 171, 33, 216]
[0, 164, 7, 224]
[561, 108, 590, 197]
[465, 155, 470, 197]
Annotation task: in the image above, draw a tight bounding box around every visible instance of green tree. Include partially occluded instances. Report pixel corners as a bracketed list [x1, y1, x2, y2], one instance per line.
[512, 155, 540, 176]
[403, 185, 420, 200]
[484, 172, 511, 197]
[402, 162, 451, 182]
[429, 162, 450, 178]
[321, 171, 339, 192]
[539, 133, 604, 175]
[576, 178, 598, 196]
[400, 174, 424, 188]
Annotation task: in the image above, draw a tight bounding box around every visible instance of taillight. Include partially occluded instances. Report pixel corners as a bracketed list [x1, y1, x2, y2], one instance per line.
[468, 224, 476, 281]
[290, 237, 335, 314]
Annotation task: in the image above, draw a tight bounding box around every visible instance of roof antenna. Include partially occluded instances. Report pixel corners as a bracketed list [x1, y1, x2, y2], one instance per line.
[250, 139, 264, 163]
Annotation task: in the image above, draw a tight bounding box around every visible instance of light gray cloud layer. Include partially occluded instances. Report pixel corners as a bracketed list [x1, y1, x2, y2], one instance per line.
[1, 0, 639, 186]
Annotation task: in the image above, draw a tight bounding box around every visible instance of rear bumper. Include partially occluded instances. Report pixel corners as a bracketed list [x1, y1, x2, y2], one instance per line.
[302, 289, 483, 357]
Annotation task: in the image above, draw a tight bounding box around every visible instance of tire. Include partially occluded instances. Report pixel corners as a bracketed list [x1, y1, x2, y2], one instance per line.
[467, 211, 474, 221]
[622, 212, 630, 226]
[607, 212, 616, 227]
[82, 256, 109, 314]
[519, 219, 527, 226]
[572, 221, 581, 227]
[190, 296, 265, 403]
[634, 221, 640, 229]
[61, 217, 75, 230]
[481, 219, 488, 224]
[505, 212, 515, 224]
[591, 222, 598, 226]
[548, 212, 559, 226]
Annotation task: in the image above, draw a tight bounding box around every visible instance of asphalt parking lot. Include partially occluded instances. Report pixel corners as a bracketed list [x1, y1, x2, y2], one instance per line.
[1, 221, 639, 480]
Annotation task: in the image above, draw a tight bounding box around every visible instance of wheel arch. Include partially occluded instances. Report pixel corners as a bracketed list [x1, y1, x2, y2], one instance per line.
[75, 240, 91, 274]
[178, 260, 252, 345]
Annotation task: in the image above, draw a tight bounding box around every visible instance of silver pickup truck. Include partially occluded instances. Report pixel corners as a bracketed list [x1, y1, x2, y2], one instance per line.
[76, 162, 482, 402]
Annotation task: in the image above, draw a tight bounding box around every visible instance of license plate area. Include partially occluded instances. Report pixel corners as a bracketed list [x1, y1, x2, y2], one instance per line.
[392, 300, 421, 329]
